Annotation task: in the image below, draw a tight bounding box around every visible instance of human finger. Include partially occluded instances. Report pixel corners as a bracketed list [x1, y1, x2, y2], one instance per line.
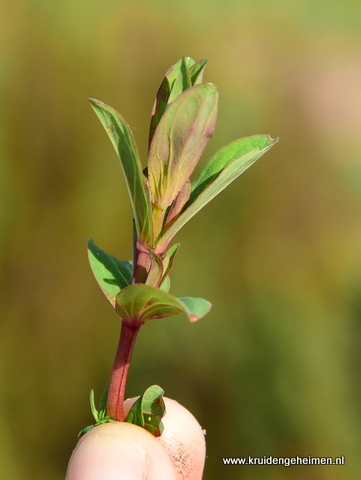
[124, 396, 206, 480]
[65, 421, 177, 480]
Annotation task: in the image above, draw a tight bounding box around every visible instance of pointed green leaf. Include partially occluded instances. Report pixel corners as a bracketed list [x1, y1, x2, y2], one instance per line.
[89, 390, 99, 422]
[158, 135, 279, 247]
[169, 56, 192, 104]
[148, 84, 219, 238]
[189, 58, 207, 85]
[190, 135, 279, 204]
[148, 57, 195, 150]
[115, 284, 211, 322]
[97, 380, 110, 421]
[88, 238, 132, 307]
[149, 56, 197, 148]
[125, 385, 165, 437]
[89, 99, 153, 244]
[78, 383, 115, 438]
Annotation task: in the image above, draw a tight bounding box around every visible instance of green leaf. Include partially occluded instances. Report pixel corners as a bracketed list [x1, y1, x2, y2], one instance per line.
[116, 285, 183, 321]
[148, 57, 197, 148]
[169, 56, 192, 104]
[189, 58, 207, 85]
[78, 384, 115, 438]
[78, 424, 96, 438]
[115, 284, 211, 323]
[160, 243, 181, 281]
[88, 238, 132, 308]
[78, 416, 116, 438]
[159, 275, 171, 292]
[178, 297, 212, 323]
[158, 135, 279, 247]
[190, 135, 279, 204]
[125, 385, 166, 437]
[89, 389, 99, 422]
[89, 99, 153, 244]
[145, 250, 164, 287]
[148, 83, 219, 238]
[97, 380, 110, 421]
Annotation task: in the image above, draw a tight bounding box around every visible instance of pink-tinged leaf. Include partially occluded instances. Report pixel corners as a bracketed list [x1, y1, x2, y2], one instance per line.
[148, 83, 219, 239]
[115, 284, 211, 323]
[164, 180, 191, 228]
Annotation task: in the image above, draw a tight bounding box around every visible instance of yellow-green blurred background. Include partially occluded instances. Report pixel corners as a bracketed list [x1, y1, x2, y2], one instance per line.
[1, 1, 361, 479]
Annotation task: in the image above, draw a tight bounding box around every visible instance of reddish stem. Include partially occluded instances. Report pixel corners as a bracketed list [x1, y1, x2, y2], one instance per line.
[107, 321, 141, 421]
[133, 240, 152, 284]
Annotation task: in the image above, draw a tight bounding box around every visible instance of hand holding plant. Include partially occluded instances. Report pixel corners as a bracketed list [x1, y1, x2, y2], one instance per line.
[65, 56, 278, 479]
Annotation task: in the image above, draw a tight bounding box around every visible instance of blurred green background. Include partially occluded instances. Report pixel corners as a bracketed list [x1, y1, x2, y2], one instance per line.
[1, 0, 361, 479]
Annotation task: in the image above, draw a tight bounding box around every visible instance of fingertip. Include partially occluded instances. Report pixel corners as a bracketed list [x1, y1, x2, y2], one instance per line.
[124, 397, 206, 480]
[159, 398, 206, 480]
[65, 422, 177, 480]
[65, 424, 144, 480]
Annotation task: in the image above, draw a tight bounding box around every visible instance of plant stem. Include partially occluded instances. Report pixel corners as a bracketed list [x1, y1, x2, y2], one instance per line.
[133, 240, 152, 284]
[107, 321, 141, 421]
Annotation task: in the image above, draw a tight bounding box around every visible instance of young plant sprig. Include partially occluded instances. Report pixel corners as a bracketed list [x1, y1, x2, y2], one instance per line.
[83, 57, 278, 435]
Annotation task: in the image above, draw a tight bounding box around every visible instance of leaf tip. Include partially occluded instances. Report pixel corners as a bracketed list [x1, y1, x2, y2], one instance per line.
[268, 135, 280, 143]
